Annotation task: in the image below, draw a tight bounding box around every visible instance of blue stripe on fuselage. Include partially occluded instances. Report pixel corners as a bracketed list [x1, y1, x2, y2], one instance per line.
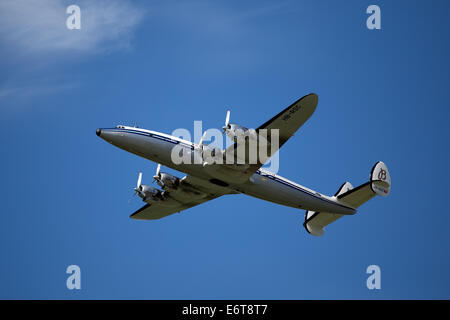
[255, 170, 354, 212]
[103, 128, 194, 149]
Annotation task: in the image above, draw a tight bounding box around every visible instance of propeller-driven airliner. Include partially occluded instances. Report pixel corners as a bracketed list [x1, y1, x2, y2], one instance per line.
[96, 93, 390, 236]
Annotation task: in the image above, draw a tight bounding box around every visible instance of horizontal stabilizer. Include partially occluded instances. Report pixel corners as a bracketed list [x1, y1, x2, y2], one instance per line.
[337, 161, 391, 208]
[303, 210, 343, 236]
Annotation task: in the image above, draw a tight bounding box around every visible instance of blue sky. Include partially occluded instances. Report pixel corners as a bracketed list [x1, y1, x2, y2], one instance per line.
[1, 0, 450, 299]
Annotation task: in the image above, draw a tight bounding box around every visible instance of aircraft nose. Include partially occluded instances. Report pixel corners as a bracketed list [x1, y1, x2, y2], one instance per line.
[96, 128, 101, 136]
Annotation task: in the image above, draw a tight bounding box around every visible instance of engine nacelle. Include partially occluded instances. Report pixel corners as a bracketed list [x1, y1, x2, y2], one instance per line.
[225, 123, 248, 140]
[139, 184, 163, 202]
[157, 173, 180, 191]
[225, 124, 259, 143]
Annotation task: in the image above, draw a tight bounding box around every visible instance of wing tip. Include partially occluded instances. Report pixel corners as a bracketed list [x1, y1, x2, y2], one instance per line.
[257, 93, 319, 130]
[130, 204, 151, 219]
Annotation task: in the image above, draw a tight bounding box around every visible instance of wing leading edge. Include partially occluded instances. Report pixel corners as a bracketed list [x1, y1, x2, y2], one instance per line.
[256, 93, 318, 149]
[221, 93, 318, 178]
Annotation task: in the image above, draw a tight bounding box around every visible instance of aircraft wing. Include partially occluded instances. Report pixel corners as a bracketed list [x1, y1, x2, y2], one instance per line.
[130, 175, 232, 220]
[256, 93, 318, 150]
[220, 93, 318, 178]
[130, 194, 223, 220]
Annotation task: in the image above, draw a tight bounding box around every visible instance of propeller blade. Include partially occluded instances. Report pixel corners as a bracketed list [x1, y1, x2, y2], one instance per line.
[153, 164, 161, 183]
[198, 131, 208, 148]
[225, 109, 230, 127]
[137, 172, 142, 188]
[129, 189, 138, 203]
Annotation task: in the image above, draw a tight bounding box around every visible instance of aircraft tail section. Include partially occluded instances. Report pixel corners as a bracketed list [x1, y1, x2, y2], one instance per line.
[303, 161, 391, 236]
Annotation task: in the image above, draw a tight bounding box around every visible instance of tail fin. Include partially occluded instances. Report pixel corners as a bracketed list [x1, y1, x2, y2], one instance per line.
[334, 181, 354, 197]
[370, 161, 391, 196]
[303, 161, 391, 236]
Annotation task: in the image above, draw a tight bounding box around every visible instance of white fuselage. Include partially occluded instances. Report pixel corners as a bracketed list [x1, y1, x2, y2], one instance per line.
[97, 126, 355, 215]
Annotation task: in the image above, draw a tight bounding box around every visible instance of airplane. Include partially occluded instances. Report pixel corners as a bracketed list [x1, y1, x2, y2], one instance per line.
[96, 93, 391, 236]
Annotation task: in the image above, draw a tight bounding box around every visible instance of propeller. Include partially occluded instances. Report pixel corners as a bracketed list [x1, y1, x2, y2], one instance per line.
[222, 109, 231, 133]
[195, 131, 210, 167]
[152, 163, 167, 190]
[153, 164, 161, 183]
[198, 130, 208, 149]
[137, 172, 142, 189]
[131, 172, 143, 201]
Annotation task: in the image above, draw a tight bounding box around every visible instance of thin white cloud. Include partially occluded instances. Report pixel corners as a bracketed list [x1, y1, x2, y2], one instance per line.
[0, 82, 78, 101]
[147, 1, 291, 74]
[0, 0, 143, 103]
[0, 0, 144, 55]
[153, 1, 289, 39]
